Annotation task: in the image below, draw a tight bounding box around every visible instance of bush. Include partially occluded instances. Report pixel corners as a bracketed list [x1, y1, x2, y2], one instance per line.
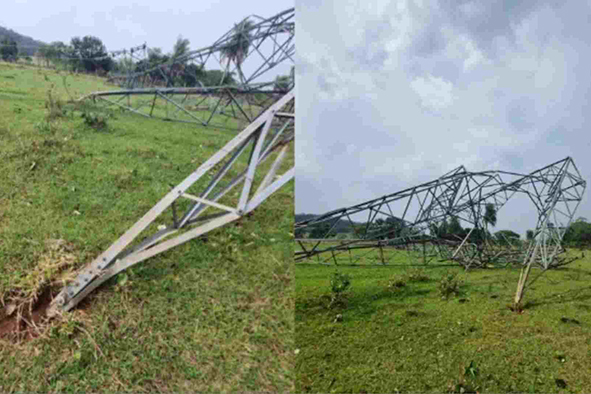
[439, 272, 463, 299]
[81, 111, 109, 130]
[387, 276, 407, 290]
[330, 272, 351, 294]
[45, 85, 67, 120]
[34, 120, 56, 135]
[405, 267, 430, 282]
[328, 272, 351, 309]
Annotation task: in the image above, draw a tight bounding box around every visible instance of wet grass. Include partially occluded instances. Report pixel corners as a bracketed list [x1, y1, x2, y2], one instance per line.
[0, 61, 294, 392]
[295, 252, 591, 393]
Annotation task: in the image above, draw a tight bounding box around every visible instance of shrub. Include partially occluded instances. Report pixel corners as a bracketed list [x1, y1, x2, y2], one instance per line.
[330, 272, 351, 294]
[328, 272, 351, 309]
[439, 271, 463, 299]
[81, 111, 109, 130]
[34, 120, 56, 135]
[387, 276, 407, 290]
[405, 267, 430, 282]
[45, 84, 67, 120]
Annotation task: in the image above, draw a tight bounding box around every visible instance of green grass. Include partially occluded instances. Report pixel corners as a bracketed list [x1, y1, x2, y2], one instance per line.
[0, 61, 294, 392]
[296, 251, 591, 393]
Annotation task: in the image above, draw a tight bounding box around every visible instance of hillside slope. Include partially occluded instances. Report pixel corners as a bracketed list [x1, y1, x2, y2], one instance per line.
[0, 26, 45, 56]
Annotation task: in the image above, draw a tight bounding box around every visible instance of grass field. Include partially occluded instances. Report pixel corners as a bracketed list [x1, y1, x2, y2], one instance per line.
[295, 251, 591, 393]
[0, 61, 294, 392]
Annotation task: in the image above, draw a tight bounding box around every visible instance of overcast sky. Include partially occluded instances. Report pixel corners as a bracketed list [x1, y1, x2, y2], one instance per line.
[296, 0, 591, 236]
[1, 0, 292, 55]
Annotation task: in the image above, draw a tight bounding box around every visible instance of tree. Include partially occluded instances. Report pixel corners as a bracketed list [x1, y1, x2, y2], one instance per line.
[429, 218, 447, 238]
[36, 44, 50, 66]
[274, 74, 292, 93]
[179, 63, 205, 87]
[495, 230, 520, 246]
[171, 36, 190, 61]
[199, 69, 236, 87]
[220, 18, 254, 83]
[469, 227, 488, 245]
[448, 216, 464, 239]
[483, 203, 497, 241]
[367, 217, 404, 240]
[113, 57, 135, 73]
[483, 203, 497, 228]
[0, 37, 18, 62]
[168, 36, 191, 86]
[294, 226, 306, 239]
[309, 223, 331, 239]
[563, 220, 591, 248]
[37, 41, 70, 68]
[134, 47, 170, 85]
[70, 36, 113, 73]
[526, 229, 534, 241]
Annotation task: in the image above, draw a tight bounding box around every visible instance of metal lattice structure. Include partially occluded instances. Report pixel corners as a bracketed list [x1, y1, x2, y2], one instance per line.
[295, 157, 585, 270]
[49, 90, 294, 315]
[47, 8, 295, 315]
[83, 8, 294, 131]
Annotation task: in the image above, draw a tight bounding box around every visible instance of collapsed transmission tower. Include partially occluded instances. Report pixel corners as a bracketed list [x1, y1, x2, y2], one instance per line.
[48, 9, 295, 315]
[295, 157, 585, 270]
[82, 8, 294, 131]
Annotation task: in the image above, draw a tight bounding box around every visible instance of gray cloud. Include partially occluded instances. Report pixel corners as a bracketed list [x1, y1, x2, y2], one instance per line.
[296, 0, 591, 236]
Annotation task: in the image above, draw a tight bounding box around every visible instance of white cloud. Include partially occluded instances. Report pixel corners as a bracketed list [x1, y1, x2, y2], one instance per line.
[462, 38, 487, 71]
[410, 74, 455, 111]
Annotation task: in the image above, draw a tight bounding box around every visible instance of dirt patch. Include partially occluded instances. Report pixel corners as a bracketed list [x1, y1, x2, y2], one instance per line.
[0, 238, 80, 343]
[0, 287, 57, 343]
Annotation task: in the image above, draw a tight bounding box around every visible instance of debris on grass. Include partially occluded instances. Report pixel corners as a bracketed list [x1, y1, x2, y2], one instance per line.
[555, 378, 567, 389]
[0, 238, 78, 342]
[560, 317, 580, 325]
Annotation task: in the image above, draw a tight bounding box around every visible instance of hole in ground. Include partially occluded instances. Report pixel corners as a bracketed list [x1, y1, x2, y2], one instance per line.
[0, 287, 58, 343]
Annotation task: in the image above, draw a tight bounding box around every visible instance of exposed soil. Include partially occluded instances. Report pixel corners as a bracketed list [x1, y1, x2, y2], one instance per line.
[0, 287, 57, 342]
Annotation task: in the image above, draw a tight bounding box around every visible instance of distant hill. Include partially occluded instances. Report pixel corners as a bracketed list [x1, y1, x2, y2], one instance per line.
[295, 213, 319, 224]
[296, 213, 360, 234]
[0, 26, 45, 56]
[296, 212, 410, 239]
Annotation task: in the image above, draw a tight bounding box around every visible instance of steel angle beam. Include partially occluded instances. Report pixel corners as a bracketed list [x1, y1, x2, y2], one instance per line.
[48, 90, 294, 315]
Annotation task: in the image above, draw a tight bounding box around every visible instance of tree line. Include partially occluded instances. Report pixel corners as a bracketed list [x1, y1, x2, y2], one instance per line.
[0, 36, 19, 62]
[297, 205, 591, 249]
[13, 19, 293, 91]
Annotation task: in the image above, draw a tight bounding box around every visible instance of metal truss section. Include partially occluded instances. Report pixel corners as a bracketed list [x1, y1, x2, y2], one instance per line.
[49, 90, 294, 315]
[84, 8, 294, 131]
[295, 157, 585, 270]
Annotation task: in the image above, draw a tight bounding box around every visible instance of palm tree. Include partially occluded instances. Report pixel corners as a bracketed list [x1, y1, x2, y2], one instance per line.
[220, 18, 254, 84]
[483, 203, 497, 236]
[476, 203, 497, 262]
[170, 36, 190, 86]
